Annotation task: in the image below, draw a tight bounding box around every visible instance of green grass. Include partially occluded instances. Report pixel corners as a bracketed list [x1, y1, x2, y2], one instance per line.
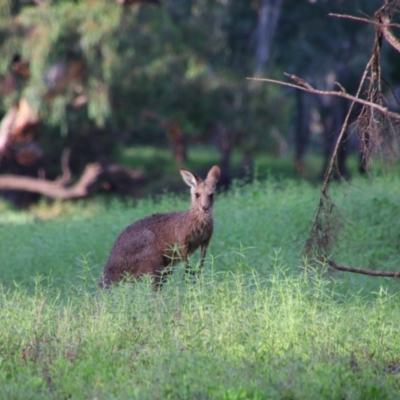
[0, 269, 399, 399]
[1, 171, 400, 398]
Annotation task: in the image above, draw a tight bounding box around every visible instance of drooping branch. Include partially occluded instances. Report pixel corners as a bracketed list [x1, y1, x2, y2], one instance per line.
[304, 53, 373, 256]
[328, 260, 400, 278]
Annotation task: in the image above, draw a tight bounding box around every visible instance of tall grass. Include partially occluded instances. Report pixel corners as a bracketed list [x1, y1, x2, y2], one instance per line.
[0, 264, 399, 399]
[2, 172, 399, 294]
[1, 172, 400, 398]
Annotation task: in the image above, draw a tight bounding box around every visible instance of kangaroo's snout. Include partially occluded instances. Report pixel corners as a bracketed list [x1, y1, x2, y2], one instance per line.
[197, 192, 212, 212]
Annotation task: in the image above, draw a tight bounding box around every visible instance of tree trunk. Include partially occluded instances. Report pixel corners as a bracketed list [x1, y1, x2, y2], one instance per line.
[254, 0, 283, 77]
[163, 121, 187, 164]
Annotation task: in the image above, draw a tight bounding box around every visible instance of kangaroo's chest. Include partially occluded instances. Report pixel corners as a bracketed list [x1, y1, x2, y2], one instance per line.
[185, 221, 213, 254]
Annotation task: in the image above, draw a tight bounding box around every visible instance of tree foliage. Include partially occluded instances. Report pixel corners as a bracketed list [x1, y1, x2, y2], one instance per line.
[0, 1, 282, 156]
[0, 0, 398, 182]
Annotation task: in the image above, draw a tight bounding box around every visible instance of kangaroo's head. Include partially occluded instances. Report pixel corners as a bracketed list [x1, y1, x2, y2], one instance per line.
[180, 165, 221, 214]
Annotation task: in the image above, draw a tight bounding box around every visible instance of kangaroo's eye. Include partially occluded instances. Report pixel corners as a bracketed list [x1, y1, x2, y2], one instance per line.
[209, 193, 214, 200]
[195, 193, 200, 198]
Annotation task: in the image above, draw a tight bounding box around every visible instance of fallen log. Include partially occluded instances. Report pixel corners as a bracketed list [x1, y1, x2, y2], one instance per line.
[0, 163, 144, 200]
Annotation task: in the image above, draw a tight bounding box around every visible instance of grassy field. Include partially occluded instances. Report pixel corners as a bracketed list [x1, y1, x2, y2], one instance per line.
[0, 168, 400, 398]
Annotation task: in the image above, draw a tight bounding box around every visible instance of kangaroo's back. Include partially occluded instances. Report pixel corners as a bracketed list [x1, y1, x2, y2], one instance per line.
[100, 165, 220, 288]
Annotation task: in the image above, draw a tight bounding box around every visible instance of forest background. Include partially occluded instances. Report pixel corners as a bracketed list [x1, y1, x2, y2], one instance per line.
[2, 2, 400, 397]
[1, 0, 399, 205]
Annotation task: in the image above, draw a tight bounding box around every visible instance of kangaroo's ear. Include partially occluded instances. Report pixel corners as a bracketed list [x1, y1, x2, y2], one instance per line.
[180, 168, 200, 188]
[206, 165, 221, 188]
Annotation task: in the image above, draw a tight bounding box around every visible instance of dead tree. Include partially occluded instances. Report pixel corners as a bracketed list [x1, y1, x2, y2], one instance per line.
[248, 0, 400, 278]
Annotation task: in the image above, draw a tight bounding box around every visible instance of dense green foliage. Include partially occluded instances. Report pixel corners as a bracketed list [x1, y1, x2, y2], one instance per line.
[0, 172, 400, 397]
[1, 0, 395, 173]
[0, 0, 278, 152]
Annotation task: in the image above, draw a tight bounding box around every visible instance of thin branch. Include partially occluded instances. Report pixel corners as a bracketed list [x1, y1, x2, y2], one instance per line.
[328, 13, 400, 30]
[246, 75, 400, 121]
[305, 55, 372, 249]
[334, 81, 346, 93]
[328, 260, 400, 278]
[330, 4, 400, 54]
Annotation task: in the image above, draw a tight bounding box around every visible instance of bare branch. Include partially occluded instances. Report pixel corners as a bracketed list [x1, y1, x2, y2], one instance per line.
[334, 81, 346, 93]
[246, 75, 400, 121]
[328, 260, 400, 278]
[283, 72, 313, 89]
[250, 1, 400, 270]
[380, 19, 400, 52]
[328, 13, 400, 30]
[330, 5, 400, 54]
[304, 56, 372, 255]
[301, 48, 376, 257]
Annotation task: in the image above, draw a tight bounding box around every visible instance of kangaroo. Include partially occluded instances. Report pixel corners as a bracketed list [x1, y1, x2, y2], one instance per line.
[100, 165, 221, 289]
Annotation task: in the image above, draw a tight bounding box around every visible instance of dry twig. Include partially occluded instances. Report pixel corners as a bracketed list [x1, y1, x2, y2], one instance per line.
[328, 260, 400, 278]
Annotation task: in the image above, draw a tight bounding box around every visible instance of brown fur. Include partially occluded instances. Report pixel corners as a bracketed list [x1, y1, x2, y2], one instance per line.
[100, 165, 221, 289]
